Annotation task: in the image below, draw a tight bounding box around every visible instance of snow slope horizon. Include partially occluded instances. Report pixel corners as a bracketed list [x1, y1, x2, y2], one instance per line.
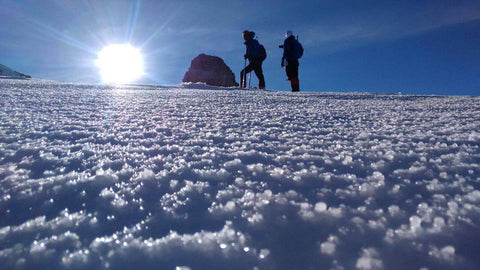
[10, 79, 479, 97]
[0, 79, 479, 269]
[2, 75, 478, 96]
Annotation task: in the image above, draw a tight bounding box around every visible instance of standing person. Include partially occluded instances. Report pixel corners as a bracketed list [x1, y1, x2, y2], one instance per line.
[280, 30, 303, 92]
[240, 30, 266, 89]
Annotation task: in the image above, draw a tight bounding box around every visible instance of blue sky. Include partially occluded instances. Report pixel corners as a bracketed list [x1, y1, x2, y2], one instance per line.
[0, 0, 479, 95]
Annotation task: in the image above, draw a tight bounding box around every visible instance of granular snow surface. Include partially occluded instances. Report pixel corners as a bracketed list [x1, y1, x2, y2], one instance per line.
[1, 79, 479, 269]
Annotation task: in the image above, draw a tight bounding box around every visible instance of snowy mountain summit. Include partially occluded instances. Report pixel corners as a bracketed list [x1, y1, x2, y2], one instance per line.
[0, 63, 31, 79]
[0, 79, 479, 270]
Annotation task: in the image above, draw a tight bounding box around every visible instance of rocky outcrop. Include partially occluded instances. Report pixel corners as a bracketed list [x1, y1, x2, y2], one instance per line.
[182, 54, 238, 87]
[0, 64, 31, 79]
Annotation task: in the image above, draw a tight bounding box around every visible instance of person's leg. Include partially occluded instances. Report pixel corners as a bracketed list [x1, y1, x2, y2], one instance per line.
[253, 61, 265, 89]
[291, 78, 299, 92]
[294, 63, 300, 92]
[285, 64, 295, 92]
[240, 62, 254, 88]
[292, 63, 299, 92]
[286, 62, 299, 92]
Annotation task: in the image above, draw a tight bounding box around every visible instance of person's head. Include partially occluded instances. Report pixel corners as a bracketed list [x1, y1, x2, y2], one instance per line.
[243, 30, 250, 40]
[243, 30, 255, 40]
[285, 30, 294, 38]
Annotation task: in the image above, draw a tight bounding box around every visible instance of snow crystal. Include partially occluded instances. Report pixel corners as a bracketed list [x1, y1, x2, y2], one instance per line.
[409, 215, 422, 232]
[387, 205, 400, 216]
[328, 207, 343, 218]
[270, 167, 286, 179]
[314, 202, 328, 213]
[175, 267, 192, 270]
[259, 248, 270, 259]
[429, 245, 456, 263]
[448, 201, 459, 212]
[194, 168, 231, 181]
[320, 242, 336, 255]
[224, 201, 236, 212]
[247, 213, 264, 224]
[433, 217, 445, 230]
[356, 248, 383, 270]
[224, 159, 243, 170]
[135, 169, 155, 181]
[465, 190, 480, 203]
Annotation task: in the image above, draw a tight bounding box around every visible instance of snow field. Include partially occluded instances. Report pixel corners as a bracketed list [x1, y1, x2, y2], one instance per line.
[0, 79, 479, 269]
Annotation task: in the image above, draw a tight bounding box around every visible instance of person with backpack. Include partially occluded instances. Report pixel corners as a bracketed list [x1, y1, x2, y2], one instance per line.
[280, 30, 303, 92]
[240, 30, 266, 89]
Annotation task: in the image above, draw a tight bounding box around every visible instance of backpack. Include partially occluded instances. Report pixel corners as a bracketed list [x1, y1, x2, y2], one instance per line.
[260, 44, 267, 61]
[293, 39, 304, 59]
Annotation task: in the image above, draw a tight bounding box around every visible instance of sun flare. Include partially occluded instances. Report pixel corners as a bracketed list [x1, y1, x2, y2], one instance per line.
[96, 44, 144, 84]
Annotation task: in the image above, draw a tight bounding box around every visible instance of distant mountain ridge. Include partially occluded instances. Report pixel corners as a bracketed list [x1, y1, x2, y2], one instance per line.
[0, 63, 31, 79]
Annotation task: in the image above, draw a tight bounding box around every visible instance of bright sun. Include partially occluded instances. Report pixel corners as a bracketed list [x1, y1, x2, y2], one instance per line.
[96, 44, 144, 84]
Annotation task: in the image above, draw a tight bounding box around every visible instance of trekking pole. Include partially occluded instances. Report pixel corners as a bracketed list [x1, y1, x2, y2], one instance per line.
[248, 72, 252, 89]
[242, 58, 247, 89]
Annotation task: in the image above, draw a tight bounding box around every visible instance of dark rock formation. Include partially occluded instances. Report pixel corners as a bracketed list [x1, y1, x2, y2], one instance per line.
[0, 64, 31, 79]
[183, 54, 238, 87]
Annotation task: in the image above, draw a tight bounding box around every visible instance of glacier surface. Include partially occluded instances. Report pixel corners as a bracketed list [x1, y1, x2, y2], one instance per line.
[0, 80, 479, 269]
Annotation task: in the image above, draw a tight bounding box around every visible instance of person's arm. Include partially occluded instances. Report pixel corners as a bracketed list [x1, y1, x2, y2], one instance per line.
[281, 40, 288, 67]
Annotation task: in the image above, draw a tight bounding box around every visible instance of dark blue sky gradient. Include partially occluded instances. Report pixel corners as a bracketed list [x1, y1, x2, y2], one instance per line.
[0, 0, 479, 94]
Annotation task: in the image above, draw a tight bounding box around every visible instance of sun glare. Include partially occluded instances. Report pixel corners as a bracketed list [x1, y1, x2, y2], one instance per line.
[96, 44, 144, 84]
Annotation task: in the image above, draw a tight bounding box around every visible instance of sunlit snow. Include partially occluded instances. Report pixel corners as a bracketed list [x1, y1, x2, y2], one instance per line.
[0, 79, 479, 269]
